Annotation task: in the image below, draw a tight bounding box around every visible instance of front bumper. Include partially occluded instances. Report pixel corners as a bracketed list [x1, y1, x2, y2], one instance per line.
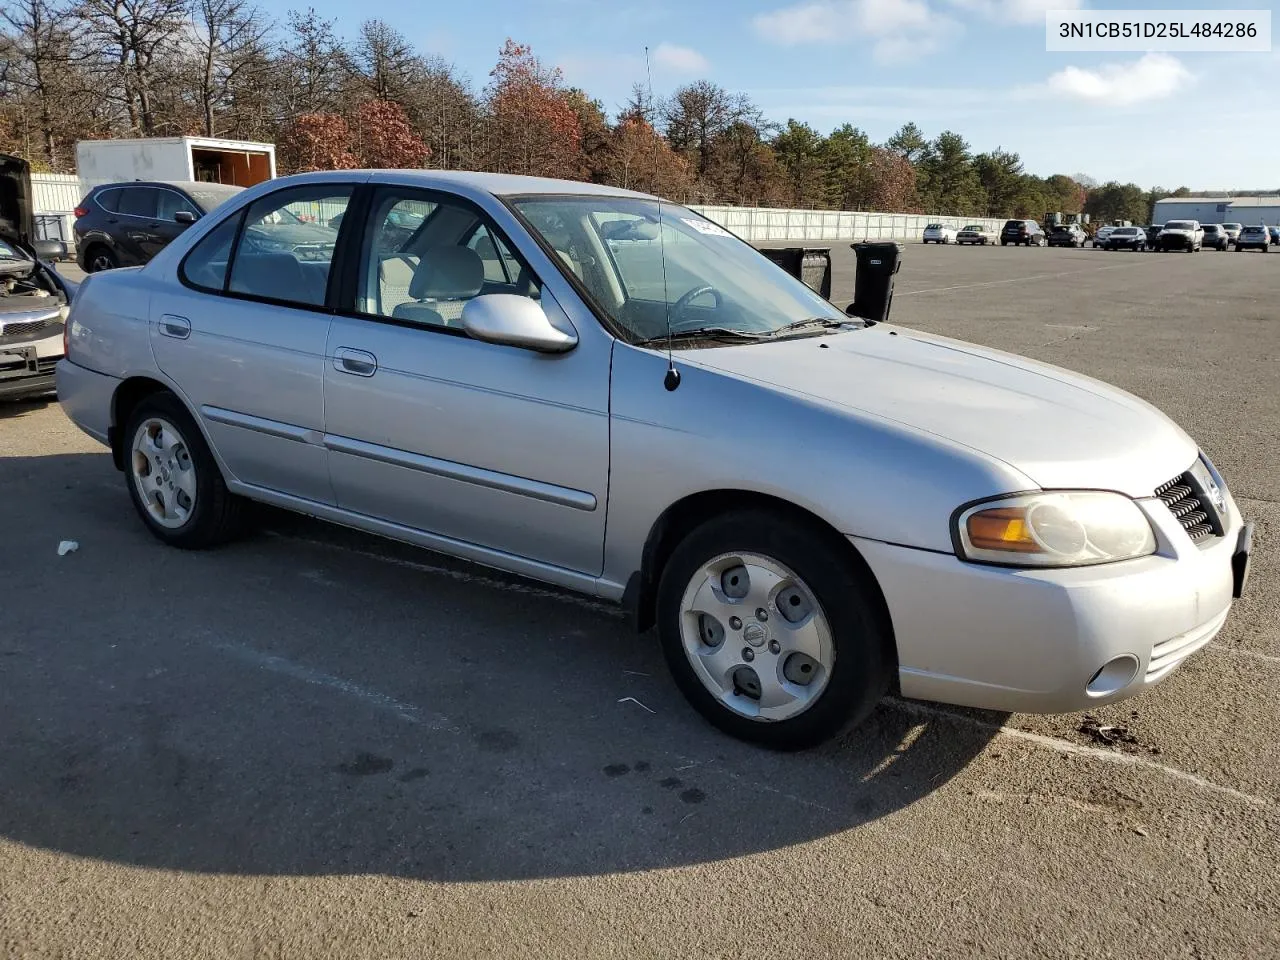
[0, 329, 63, 400]
[1159, 234, 1195, 249]
[855, 493, 1245, 714]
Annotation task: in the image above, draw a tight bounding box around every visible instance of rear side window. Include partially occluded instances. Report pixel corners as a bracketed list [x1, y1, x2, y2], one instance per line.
[180, 215, 241, 292]
[95, 189, 120, 213]
[117, 187, 158, 219]
[227, 185, 352, 307]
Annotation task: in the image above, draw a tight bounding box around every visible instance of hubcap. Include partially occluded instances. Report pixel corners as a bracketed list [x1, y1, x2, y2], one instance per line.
[130, 417, 197, 528]
[91, 254, 113, 271]
[679, 552, 834, 722]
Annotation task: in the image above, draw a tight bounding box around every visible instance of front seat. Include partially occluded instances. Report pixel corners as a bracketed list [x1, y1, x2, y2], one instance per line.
[392, 246, 485, 328]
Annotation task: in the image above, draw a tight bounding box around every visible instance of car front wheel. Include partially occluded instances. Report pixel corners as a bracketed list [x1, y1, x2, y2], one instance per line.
[124, 392, 246, 549]
[657, 511, 892, 750]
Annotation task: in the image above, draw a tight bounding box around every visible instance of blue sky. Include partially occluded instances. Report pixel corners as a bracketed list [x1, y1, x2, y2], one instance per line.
[289, 0, 1278, 190]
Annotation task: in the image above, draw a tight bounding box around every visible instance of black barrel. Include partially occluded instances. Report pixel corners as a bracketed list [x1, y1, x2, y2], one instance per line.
[849, 241, 903, 324]
[759, 247, 832, 299]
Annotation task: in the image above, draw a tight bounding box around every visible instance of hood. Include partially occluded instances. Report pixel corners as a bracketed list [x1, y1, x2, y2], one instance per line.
[0, 153, 34, 246]
[687, 326, 1198, 498]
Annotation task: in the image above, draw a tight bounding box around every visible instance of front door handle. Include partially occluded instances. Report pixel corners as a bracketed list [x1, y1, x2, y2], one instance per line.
[333, 347, 377, 377]
[158, 314, 191, 339]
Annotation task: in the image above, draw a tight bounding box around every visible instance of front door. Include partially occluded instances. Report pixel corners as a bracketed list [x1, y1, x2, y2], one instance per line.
[321, 185, 611, 575]
[149, 181, 356, 503]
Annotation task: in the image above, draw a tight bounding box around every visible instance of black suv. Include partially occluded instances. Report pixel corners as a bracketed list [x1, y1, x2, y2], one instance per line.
[1001, 219, 1046, 246]
[74, 181, 243, 273]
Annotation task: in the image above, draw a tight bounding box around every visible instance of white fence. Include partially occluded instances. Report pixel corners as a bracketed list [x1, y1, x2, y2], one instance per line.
[689, 205, 1004, 243]
[30, 170, 1003, 252]
[30, 173, 83, 249]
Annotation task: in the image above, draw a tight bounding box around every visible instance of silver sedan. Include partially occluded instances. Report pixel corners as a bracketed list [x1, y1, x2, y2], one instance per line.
[56, 171, 1253, 749]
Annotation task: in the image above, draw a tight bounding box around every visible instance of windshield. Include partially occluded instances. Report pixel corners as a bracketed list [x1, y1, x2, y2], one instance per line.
[1166, 221, 1195, 230]
[1224, 223, 1242, 230]
[926, 223, 942, 229]
[1114, 228, 1138, 235]
[187, 184, 244, 213]
[1242, 226, 1265, 234]
[511, 196, 846, 344]
[962, 225, 982, 231]
[0, 237, 27, 260]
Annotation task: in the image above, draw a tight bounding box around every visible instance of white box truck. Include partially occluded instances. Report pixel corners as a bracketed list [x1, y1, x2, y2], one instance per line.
[75, 137, 276, 190]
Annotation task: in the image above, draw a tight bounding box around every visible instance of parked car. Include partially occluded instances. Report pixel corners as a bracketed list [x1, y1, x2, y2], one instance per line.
[1268, 226, 1280, 246]
[1144, 224, 1163, 247]
[74, 181, 244, 273]
[1235, 225, 1270, 252]
[1001, 219, 1046, 246]
[1201, 224, 1229, 250]
[1092, 225, 1117, 248]
[1103, 226, 1147, 251]
[56, 170, 1253, 749]
[1156, 220, 1203, 252]
[922, 223, 956, 244]
[1, 153, 78, 400]
[956, 224, 991, 245]
[1221, 223, 1243, 246]
[1047, 223, 1086, 247]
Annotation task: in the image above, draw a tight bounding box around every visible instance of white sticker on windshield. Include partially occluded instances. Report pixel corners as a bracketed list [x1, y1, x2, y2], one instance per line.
[681, 218, 732, 237]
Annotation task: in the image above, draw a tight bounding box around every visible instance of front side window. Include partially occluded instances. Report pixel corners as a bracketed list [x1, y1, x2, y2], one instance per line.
[216, 185, 350, 306]
[356, 188, 540, 329]
[156, 190, 200, 222]
[512, 195, 846, 345]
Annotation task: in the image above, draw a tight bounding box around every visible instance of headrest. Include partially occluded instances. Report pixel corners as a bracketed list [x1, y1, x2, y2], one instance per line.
[408, 246, 484, 300]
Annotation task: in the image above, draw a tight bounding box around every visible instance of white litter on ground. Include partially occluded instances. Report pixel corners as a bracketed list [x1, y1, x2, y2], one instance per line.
[57, 540, 79, 556]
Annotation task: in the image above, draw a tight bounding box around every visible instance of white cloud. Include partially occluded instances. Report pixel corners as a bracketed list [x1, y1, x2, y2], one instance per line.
[652, 42, 709, 74]
[947, 0, 1083, 24]
[752, 0, 957, 63]
[1044, 54, 1193, 107]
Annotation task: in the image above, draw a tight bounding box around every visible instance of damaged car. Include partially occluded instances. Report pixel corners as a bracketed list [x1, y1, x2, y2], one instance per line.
[1, 154, 78, 401]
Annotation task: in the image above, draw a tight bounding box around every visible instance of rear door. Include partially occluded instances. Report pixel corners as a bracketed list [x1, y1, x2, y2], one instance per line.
[114, 187, 163, 264]
[149, 180, 357, 503]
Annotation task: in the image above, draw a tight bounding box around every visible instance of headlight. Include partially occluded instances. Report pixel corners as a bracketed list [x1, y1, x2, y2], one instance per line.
[954, 492, 1156, 567]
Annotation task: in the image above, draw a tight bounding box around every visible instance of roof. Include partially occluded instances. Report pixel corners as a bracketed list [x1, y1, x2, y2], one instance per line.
[1154, 195, 1280, 206]
[90, 180, 244, 193]
[362, 169, 658, 200]
[76, 136, 274, 151]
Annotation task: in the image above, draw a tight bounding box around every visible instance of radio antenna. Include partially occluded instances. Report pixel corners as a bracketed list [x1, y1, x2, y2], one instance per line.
[645, 45, 680, 391]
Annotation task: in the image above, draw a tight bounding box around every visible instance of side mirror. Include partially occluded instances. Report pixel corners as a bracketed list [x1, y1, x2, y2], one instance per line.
[32, 238, 66, 261]
[174, 210, 197, 225]
[462, 294, 578, 354]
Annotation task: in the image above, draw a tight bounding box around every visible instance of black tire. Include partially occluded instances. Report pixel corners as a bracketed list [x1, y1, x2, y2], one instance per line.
[656, 510, 892, 750]
[84, 244, 118, 273]
[123, 391, 246, 549]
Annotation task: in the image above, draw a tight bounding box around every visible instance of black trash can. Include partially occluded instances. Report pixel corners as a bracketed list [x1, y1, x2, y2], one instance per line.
[849, 241, 903, 324]
[759, 247, 833, 299]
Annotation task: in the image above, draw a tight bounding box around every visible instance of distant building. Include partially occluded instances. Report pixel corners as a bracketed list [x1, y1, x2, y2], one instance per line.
[1153, 196, 1280, 225]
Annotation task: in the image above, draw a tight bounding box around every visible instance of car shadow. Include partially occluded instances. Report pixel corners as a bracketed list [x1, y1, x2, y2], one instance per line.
[0, 451, 1005, 882]
[0, 395, 54, 418]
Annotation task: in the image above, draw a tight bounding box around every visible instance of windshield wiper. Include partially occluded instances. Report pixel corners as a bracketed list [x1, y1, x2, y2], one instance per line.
[636, 326, 774, 346]
[769, 317, 850, 338]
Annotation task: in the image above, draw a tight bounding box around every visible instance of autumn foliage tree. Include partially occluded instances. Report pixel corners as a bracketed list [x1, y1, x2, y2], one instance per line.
[485, 39, 581, 179]
[276, 112, 359, 172]
[603, 112, 691, 198]
[351, 98, 429, 168]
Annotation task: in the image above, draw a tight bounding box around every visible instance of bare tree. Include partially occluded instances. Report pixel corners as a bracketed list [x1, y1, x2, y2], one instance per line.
[0, 0, 87, 168]
[188, 0, 271, 136]
[353, 18, 416, 101]
[78, 0, 188, 135]
[276, 8, 349, 118]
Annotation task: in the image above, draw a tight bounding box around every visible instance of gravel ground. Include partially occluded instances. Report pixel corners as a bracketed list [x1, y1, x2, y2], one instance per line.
[2, 244, 1277, 959]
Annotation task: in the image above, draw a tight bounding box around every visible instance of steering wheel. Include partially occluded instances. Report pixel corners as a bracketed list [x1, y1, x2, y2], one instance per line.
[669, 285, 723, 328]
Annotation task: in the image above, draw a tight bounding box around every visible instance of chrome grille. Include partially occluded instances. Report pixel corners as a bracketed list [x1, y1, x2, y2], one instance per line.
[1155, 473, 1215, 542]
[0, 318, 51, 338]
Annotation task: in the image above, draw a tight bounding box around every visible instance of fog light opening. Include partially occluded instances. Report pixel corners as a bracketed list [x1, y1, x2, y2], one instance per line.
[1086, 655, 1140, 698]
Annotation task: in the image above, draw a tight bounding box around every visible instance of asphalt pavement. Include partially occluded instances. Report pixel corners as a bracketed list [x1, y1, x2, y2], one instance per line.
[2, 244, 1277, 959]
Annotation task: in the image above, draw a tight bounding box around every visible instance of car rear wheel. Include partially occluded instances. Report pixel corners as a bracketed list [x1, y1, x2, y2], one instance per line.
[124, 392, 246, 549]
[86, 245, 117, 272]
[657, 510, 892, 750]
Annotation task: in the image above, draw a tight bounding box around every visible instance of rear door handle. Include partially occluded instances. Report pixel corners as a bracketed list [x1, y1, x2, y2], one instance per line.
[333, 347, 377, 377]
[158, 315, 191, 339]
